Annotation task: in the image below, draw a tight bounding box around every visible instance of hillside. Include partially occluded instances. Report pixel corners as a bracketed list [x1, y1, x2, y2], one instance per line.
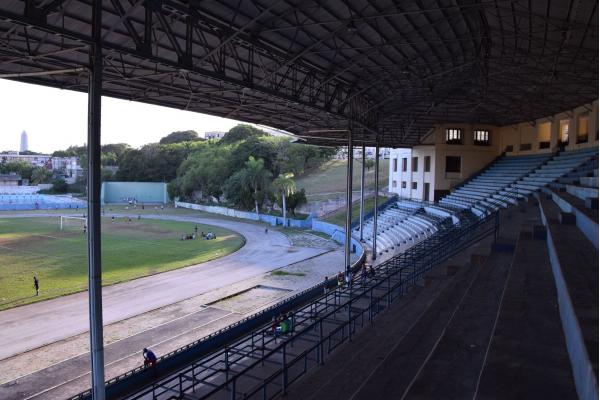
[296, 158, 389, 200]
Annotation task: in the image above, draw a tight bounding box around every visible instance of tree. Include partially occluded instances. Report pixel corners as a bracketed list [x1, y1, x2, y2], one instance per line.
[159, 130, 200, 144]
[220, 124, 266, 144]
[286, 189, 307, 216]
[30, 167, 52, 184]
[364, 159, 375, 170]
[273, 173, 295, 225]
[51, 178, 68, 194]
[241, 156, 272, 215]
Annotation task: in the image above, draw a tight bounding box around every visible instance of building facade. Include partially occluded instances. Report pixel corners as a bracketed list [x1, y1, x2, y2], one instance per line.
[389, 100, 599, 201]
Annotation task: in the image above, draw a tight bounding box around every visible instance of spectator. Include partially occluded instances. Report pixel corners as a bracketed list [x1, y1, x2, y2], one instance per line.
[143, 348, 157, 367]
[337, 271, 344, 287]
[33, 276, 39, 296]
[360, 264, 367, 286]
[265, 228, 269, 234]
[323, 276, 329, 294]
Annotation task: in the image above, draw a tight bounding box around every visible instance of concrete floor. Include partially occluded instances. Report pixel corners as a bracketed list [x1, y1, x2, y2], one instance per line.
[0, 214, 327, 360]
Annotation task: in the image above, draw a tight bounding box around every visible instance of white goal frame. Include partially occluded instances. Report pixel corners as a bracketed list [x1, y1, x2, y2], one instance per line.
[60, 216, 87, 230]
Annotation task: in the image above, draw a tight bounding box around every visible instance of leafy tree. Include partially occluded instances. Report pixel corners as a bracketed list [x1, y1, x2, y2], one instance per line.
[18, 150, 43, 155]
[286, 189, 307, 216]
[0, 160, 34, 181]
[51, 178, 68, 194]
[159, 130, 200, 144]
[241, 156, 272, 215]
[220, 124, 266, 144]
[273, 172, 295, 224]
[30, 166, 52, 184]
[364, 159, 375, 170]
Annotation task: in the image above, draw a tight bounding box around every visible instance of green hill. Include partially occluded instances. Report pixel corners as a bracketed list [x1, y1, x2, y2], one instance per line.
[296, 158, 389, 200]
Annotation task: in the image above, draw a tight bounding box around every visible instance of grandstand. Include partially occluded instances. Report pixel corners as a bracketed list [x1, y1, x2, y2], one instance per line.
[0, 1, 597, 400]
[0, 194, 86, 211]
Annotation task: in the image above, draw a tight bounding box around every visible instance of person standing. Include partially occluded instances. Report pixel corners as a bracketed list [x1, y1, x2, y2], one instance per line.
[33, 276, 39, 296]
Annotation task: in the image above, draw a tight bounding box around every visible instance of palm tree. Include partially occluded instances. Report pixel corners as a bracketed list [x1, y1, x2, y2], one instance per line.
[273, 172, 295, 227]
[242, 156, 271, 215]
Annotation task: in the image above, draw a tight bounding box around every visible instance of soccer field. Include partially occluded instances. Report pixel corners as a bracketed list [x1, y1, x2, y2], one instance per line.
[0, 217, 245, 310]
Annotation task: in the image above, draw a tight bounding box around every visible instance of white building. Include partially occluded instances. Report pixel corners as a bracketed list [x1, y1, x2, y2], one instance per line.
[19, 131, 28, 152]
[205, 131, 226, 140]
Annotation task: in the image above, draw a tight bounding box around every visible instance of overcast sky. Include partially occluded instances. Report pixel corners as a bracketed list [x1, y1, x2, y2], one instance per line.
[0, 78, 240, 153]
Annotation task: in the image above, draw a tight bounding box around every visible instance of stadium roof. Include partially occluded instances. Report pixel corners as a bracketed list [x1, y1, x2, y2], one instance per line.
[0, 0, 597, 146]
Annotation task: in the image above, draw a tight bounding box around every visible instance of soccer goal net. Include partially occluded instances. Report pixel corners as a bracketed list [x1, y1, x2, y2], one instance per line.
[60, 216, 87, 231]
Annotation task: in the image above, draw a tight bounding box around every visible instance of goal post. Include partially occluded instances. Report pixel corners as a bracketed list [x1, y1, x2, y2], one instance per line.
[60, 216, 87, 231]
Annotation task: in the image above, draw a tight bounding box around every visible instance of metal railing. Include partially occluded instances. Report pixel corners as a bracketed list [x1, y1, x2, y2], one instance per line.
[94, 208, 498, 400]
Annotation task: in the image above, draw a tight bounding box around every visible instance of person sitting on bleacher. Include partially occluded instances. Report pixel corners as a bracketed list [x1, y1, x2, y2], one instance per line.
[143, 348, 157, 367]
[337, 271, 344, 287]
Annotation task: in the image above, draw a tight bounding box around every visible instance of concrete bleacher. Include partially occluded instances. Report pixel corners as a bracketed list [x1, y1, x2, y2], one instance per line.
[440, 153, 551, 214]
[356, 201, 448, 255]
[440, 148, 598, 217]
[285, 203, 579, 400]
[512, 147, 598, 196]
[0, 194, 86, 211]
[537, 194, 599, 400]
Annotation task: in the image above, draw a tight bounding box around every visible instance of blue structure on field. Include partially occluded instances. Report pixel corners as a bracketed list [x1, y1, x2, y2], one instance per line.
[101, 182, 169, 205]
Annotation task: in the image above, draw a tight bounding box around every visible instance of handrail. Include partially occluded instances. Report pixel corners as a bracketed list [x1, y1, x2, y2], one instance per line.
[71, 207, 499, 400]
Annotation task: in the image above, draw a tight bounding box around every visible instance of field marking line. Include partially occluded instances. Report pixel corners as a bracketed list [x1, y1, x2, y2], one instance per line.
[21, 312, 235, 400]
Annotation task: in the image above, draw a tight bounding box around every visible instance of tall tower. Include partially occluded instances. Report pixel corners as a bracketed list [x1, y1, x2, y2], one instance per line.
[20, 130, 28, 153]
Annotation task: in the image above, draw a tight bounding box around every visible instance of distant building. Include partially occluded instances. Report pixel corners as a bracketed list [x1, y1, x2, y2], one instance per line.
[0, 153, 82, 183]
[335, 147, 391, 160]
[205, 131, 226, 140]
[19, 131, 28, 153]
[0, 173, 22, 187]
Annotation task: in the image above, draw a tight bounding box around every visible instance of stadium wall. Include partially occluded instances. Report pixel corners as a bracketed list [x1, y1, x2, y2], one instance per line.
[101, 182, 168, 204]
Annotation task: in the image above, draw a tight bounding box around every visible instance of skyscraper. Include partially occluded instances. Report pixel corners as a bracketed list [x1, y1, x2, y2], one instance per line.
[19, 130, 28, 153]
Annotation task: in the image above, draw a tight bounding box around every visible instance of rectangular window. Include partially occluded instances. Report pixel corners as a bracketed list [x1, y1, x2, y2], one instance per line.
[505, 145, 514, 153]
[412, 157, 418, 172]
[473, 130, 490, 145]
[412, 182, 417, 190]
[424, 156, 431, 172]
[392, 180, 397, 188]
[445, 156, 461, 173]
[402, 158, 407, 172]
[393, 158, 398, 172]
[445, 128, 463, 144]
[401, 181, 406, 189]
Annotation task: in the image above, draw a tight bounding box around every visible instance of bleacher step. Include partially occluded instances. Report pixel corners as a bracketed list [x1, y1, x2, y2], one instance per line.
[476, 231, 577, 399]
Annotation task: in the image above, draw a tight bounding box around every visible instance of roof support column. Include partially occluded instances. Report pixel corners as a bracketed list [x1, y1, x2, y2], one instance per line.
[359, 144, 366, 242]
[344, 126, 354, 274]
[372, 142, 379, 261]
[87, 1, 105, 399]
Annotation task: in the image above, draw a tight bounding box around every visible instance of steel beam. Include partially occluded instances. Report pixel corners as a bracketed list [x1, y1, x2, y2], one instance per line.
[359, 144, 366, 241]
[87, 0, 105, 398]
[344, 128, 354, 273]
[372, 143, 379, 260]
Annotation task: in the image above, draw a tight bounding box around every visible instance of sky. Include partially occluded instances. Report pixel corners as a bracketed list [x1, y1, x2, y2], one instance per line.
[0, 79, 240, 153]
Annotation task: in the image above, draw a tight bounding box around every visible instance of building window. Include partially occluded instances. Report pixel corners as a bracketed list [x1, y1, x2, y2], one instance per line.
[392, 180, 397, 188]
[412, 182, 417, 190]
[402, 158, 407, 172]
[424, 156, 431, 172]
[505, 145, 514, 153]
[393, 158, 398, 172]
[412, 157, 418, 172]
[445, 156, 461, 173]
[445, 128, 463, 144]
[473, 130, 490, 145]
[401, 181, 407, 188]
[539, 141, 550, 149]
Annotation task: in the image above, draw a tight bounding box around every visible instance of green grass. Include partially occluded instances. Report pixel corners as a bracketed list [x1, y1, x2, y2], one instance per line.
[322, 195, 389, 226]
[296, 159, 389, 199]
[0, 217, 244, 310]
